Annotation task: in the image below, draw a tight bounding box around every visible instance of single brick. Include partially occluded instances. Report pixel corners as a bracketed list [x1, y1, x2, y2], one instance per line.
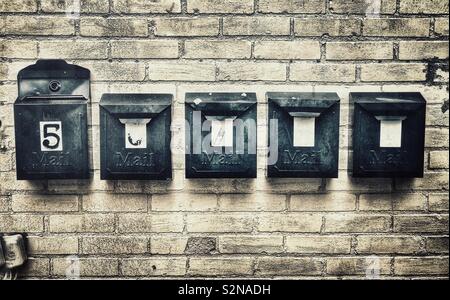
[187, 213, 254, 233]
[0, 40, 37, 58]
[185, 178, 255, 193]
[326, 42, 394, 60]
[223, 17, 291, 36]
[19, 258, 50, 278]
[0, 0, 37, 12]
[295, 18, 361, 36]
[152, 17, 219, 36]
[291, 193, 356, 211]
[429, 193, 449, 212]
[291, 63, 356, 82]
[325, 214, 391, 233]
[0, 16, 75, 36]
[12, 194, 78, 212]
[255, 257, 323, 276]
[151, 236, 188, 254]
[363, 18, 430, 37]
[426, 105, 449, 126]
[122, 258, 186, 277]
[435, 66, 449, 83]
[258, 0, 325, 13]
[80, 17, 148, 37]
[188, 258, 253, 276]
[0, 152, 12, 172]
[435, 18, 449, 36]
[218, 62, 287, 81]
[430, 151, 449, 169]
[395, 172, 449, 191]
[83, 193, 147, 212]
[118, 213, 184, 233]
[327, 257, 391, 275]
[400, 0, 449, 14]
[28, 236, 79, 255]
[219, 194, 286, 212]
[399, 41, 449, 60]
[357, 236, 421, 254]
[0, 196, 8, 211]
[79, 61, 146, 81]
[184, 40, 251, 59]
[52, 258, 119, 277]
[149, 61, 216, 81]
[394, 214, 449, 233]
[111, 40, 179, 58]
[360, 63, 427, 82]
[187, 0, 254, 14]
[330, 0, 396, 14]
[185, 237, 217, 254]
[286, 236, 351, 254]
[0, 61, 30, 81]
[219, 236, 284, 254]
[82, 236, 148, 254]
[152, 193, 217, 211]
[425, 128, 449, 148]
[49, 214, 115, 233]
[39, 40, 108, 59]
[359, 193, 426, 211]
[0, 214, 44, 233]
[41, 0, 110, 13]
[425, 236, 449, 254]
[254, 41, 321, 60]
[395, 257, 449, 275]
[113, 0, 180, 13]
[258, 213, 322, 232]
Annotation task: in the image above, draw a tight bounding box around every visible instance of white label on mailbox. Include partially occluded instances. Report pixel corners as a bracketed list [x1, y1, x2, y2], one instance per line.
[120, 119, 151, 149]
[293, 117, 316, 147]
[379, 119, 403, 148]
[40, 121, 63, 152]
[211, 119, 234, 147]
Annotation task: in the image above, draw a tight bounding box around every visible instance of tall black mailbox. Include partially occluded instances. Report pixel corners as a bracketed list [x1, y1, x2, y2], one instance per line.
[14, 60, 90, 180]
[185, 93, 257, 178]
[352, 92, 426, 178]
[267, 92, 340, 178]
[100, 94, 172, 180]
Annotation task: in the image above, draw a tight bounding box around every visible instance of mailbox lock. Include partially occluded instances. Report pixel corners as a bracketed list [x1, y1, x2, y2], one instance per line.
[49, 80, 62, 92]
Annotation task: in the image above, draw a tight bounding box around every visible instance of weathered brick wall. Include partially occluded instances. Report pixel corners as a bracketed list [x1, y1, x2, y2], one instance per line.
[0, 0, 449, 279]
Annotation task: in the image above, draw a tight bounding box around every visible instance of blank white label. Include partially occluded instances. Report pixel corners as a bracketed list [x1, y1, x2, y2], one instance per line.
[380, 119, 403, 148]
[294, 117, 316, 147]
[211, 119, 234, 147]
[120, 119, 151, 149]
[40, 121, 63, 152]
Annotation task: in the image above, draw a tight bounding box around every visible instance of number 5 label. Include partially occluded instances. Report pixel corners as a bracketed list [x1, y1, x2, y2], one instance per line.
[40, 121, 63, 151]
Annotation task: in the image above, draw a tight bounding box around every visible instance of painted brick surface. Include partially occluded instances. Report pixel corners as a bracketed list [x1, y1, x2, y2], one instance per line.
[0, 0, 448, 279]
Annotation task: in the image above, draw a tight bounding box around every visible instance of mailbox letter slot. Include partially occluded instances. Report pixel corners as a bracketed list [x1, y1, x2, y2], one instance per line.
[100, 94, 172, 180]
[267, 93, 340, 178]
[14, 60, 90, 180]
[352, 92, 426, 178]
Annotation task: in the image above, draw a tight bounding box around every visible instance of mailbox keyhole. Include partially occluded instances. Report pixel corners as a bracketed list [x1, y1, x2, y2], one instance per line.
[49, 80, 62, 92]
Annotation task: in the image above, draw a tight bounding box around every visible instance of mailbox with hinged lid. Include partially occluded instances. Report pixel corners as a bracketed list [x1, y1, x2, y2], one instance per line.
[267, 92, 340, 178]
[100, 94, 172, 180]
[185, 93, 257, 178]
[351, 92, 426, 178]
[14, 60, 90, 180]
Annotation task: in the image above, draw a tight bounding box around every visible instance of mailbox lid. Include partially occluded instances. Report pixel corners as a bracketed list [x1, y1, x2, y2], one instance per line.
[185, 92, 257, 178]
[100, 93, 172, 116]
[186, 92, 257, 117]
[100, 93, 172, 180]
[17, 59, 90, 100]
[351, 92, 426, 178]
[267, 92, 340, 178]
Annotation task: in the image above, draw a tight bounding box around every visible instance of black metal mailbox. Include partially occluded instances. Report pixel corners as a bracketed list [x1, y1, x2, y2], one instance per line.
[100, 94, 172, 180]
[185, 93, 257, 178]
[14, 60, 90, 180]
[267, 92, 340, 178]
[351, 92, 426, 178]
